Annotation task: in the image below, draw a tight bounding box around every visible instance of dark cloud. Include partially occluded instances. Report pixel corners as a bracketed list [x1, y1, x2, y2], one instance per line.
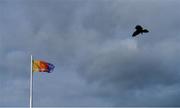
[0, 0, 180, 107]
[78, 38, 180, 106]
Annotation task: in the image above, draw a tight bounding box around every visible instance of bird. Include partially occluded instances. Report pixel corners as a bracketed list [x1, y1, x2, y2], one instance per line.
[132, 25, 149, 37]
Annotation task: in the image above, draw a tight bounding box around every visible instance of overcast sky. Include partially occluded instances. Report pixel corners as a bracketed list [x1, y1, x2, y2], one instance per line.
[1, 0, 180, 107]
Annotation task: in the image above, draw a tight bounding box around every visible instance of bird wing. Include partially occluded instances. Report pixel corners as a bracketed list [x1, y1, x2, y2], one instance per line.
[135, 25, 143, 30]
[132, 30, 140, 37]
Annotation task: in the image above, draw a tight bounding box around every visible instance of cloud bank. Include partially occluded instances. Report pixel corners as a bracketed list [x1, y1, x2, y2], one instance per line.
[0, 0, 180, 107]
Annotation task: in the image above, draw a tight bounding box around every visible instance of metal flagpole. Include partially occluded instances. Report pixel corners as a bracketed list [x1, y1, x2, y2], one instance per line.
[30, 55, 33, 108]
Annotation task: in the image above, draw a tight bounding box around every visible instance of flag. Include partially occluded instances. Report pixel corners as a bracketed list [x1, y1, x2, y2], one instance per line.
[32, 60, 55, 73]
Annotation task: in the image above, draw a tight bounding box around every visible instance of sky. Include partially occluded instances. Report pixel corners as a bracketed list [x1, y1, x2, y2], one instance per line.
[1, 0, 180, 107]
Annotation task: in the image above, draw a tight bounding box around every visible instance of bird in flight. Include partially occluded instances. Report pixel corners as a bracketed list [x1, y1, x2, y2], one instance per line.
[132, 25, 149, 37]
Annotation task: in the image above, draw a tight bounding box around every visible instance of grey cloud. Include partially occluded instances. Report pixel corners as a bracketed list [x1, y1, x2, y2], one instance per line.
[0, 0, 180, 107]
[78, 37, 180, 106]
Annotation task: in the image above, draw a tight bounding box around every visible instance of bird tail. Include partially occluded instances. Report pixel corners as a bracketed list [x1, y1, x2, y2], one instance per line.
[142, 29, 149, 33]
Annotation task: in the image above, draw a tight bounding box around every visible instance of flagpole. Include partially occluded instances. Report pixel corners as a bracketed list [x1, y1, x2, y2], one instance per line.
[30, 55, 33, 108]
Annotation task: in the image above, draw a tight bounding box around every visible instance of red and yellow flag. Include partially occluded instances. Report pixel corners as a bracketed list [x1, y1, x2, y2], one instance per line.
[32, 60, 55, 73]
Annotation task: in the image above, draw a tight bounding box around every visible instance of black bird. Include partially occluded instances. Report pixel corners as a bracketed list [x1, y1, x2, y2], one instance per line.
[132, 25, 149, 37]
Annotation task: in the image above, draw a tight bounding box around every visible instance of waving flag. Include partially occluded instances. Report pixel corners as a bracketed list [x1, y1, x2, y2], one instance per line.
[32, 60, 55, 73]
